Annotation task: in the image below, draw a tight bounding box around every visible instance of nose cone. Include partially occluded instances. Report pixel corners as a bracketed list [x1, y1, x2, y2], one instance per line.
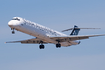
[8, 21, 15, 28]
[8, 21, 13, 28]
[8, 20, 20, 28]
[8, 21, 13, 26]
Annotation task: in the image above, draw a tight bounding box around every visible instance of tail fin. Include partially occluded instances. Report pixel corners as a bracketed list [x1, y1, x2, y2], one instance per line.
[62, 25, 100, 36]
[70, 25, 80, 35]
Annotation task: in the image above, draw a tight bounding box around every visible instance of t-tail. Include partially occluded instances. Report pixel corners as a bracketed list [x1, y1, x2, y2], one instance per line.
[62, 25, 100, 35]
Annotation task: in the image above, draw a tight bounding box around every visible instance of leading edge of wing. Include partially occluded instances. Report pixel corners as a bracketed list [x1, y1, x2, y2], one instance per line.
[50, 34, 105, 41]
[81, 34, 105, 37]
[5, 38, 48, 44]
[75, 34, 105, 37]
[51, 34, 105, 38]
[5, 38, 37, 43]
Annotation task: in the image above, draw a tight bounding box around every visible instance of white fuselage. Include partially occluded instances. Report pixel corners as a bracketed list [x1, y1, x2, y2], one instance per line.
[8, 17, 79, 47]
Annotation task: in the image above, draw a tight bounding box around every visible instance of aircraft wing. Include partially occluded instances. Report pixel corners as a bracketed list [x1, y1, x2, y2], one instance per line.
[5, 38, 48, 44]
[6, 34, 105, 44]
[50, 34, 105, 42]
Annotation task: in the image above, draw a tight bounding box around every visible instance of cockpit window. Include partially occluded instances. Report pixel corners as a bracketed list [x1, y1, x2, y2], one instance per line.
[12, 18, 20, 21]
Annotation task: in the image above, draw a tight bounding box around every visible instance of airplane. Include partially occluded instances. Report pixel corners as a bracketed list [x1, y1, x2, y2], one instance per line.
[6, 17, 105, 49]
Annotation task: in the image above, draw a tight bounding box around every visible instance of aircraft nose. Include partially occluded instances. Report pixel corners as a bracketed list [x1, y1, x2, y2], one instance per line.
[8, 21, 13, 26]
[8, 20, 19, 28]
[8, 21, 15, 28]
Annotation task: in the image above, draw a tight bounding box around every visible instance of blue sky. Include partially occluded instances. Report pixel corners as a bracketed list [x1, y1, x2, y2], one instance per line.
[0, 0, 105, 70]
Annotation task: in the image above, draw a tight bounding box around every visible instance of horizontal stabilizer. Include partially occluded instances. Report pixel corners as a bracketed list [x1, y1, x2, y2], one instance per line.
[62, 25, 101, 35]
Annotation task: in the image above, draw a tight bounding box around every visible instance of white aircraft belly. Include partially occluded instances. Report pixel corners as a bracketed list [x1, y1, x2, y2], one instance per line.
[15, 25, 57, 44]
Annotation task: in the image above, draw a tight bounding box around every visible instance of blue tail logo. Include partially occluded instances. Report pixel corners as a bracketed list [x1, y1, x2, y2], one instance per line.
[70, 25, 80, 35]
